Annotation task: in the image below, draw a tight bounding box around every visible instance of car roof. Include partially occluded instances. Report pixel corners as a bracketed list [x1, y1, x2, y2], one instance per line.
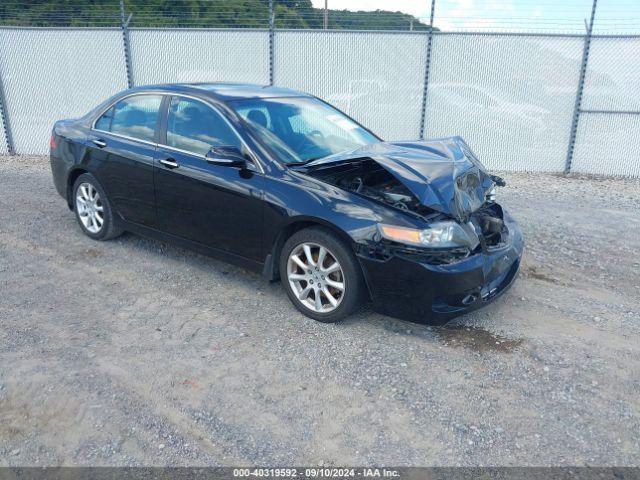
[130, 82, 312, 102]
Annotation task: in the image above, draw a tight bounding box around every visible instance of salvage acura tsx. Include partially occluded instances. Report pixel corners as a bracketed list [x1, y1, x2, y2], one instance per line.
[50, 83, 523, 324]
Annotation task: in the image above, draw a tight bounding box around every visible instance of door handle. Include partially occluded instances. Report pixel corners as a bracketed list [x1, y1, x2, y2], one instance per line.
[92, 139, 107, 148]
[159, 158, 179, 169]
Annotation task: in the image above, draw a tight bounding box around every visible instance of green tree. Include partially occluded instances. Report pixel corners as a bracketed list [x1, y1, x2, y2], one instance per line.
[0, 0, 433, 30]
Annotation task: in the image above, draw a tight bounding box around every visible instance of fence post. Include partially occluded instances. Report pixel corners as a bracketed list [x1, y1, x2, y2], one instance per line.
[120, 0, 134, 89]
[269, 0, 274, 86]
[565, 0, 597, 173]
[419, 0, 436, 140]
[0, 70, 14, 155]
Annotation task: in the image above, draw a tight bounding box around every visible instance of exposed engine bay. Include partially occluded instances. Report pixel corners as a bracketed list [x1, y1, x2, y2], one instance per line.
[306, 159, 436, 218]
[305, 157, 507, 252]
[472, 202, 506, 249]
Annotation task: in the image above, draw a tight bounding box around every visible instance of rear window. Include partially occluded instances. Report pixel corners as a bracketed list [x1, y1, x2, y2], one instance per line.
[95, 95, 162, 143]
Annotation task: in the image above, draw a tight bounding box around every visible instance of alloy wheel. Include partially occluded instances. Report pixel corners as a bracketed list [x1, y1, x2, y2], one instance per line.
[76, 182, 104, 234]
[287, 242, 345, 313]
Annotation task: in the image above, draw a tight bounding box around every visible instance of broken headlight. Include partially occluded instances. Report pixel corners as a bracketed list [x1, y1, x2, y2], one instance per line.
[379, 222, 476, 249]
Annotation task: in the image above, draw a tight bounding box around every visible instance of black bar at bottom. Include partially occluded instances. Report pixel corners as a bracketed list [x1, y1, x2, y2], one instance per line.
[0, 467, 639, 480]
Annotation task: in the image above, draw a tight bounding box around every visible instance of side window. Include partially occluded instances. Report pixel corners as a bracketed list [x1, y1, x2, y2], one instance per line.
[107, 95, 162, 142]
[167, 97, 241, 156]
[95, 106, 114, 131]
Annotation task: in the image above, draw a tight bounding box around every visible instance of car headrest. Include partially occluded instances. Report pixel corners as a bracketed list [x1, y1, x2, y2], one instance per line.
[247, 109, 268, 128]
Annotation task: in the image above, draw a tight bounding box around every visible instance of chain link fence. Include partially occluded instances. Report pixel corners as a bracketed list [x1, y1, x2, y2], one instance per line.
[0, 27, 127, 155]
[274, 30, 427, 141]
[0, 5, 638, 176]
[423, 33, 585, 172]
[571, 36, 640, 176]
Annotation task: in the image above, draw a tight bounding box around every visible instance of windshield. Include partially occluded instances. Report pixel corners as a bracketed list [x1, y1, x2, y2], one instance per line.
[228, 96, 379, 164]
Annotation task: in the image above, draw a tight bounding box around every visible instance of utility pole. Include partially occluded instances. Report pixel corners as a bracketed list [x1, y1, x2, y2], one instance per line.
[269, 0, 274, 86]
[0, 74, 14, 155]
[419, 0, 437, 139]
[324, 0, 328, 29]
[120, 0, 134, 88]
[564, 0, 598, 173]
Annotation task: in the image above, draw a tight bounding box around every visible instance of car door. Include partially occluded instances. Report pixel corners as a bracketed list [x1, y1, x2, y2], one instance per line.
[90, 94, 162, 227]
[154, 95, 264, 262]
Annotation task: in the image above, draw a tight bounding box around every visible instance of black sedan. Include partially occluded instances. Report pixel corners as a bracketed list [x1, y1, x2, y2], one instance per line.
[50, 83, 523, 324]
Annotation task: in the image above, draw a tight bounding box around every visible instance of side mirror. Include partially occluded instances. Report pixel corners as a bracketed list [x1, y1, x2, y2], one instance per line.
[206, 145, 247, 167]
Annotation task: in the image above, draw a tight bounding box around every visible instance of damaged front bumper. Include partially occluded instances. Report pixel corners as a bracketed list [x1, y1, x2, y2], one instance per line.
[357, 209, 524, 324]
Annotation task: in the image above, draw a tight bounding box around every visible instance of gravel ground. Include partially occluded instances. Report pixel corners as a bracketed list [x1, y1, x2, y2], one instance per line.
[1, 155, 639, 467]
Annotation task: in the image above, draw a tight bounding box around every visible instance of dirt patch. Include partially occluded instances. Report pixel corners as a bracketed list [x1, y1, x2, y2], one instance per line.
[436, 325, 524, 353]
[523, 265, 560, 285]
[63, 248, 102, 262]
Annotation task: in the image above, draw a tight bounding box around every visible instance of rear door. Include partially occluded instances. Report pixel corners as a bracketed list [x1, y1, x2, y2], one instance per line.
[154, 95, 264, 262]
[89, 94, 163, 227]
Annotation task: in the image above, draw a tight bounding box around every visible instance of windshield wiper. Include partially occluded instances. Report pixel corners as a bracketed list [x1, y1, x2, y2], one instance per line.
[286, 157, 322, 167]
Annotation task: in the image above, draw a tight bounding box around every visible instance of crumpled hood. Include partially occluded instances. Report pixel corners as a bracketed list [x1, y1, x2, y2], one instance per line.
[307, 136, 496, 221]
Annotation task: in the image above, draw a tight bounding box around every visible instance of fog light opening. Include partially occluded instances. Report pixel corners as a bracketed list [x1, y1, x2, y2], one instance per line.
[462, 294, 477, 306]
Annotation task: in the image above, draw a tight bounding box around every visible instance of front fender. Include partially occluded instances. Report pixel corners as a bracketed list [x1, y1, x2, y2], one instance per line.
[260, 169, 424, 280]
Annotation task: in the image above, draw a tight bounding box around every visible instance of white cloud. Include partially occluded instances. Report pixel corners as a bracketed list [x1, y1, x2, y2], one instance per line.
[434, 0, 519, 31]
[310, 0, 430, 19]
[433, 0, 475, 30]
[310, 0, 500, 30]
[310, 0, 540, 32]
[309, 0, 620, 33]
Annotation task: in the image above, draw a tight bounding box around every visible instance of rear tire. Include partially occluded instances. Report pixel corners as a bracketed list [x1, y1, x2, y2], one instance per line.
[280, 227, 366, 323]
[72, 173, 123, 241]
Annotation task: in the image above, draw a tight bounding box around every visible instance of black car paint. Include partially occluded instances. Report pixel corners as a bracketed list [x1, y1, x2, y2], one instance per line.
[91, 133, 157, 227]
[50, 83, 523, 324]
[154, 145, 265, 261]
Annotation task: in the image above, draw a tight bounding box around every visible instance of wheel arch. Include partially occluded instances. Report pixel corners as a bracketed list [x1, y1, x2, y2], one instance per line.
[66, 167, 89, 210]
[263, 216, 370, 302]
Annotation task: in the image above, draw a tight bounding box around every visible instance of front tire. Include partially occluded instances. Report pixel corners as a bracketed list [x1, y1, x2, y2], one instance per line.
[72, 173, 122, 241]
[280, 227, 366, 323]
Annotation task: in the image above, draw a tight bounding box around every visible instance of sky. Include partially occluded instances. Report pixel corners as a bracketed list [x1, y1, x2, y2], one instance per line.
[310, 0, 640, 33]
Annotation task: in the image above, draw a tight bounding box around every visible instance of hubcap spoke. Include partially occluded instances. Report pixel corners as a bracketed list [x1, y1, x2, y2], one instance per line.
[322, 287, 338, 307]
[317, 247, 327, 269]
[298, 286, 312, 300]
[302, 244, 315, 267]
[76, 182, 103, 234]
[291, 254, 308, 271]
[325, 278, 344, 291]
[287, 242, 345, 314]
[322, 261, 341, 274]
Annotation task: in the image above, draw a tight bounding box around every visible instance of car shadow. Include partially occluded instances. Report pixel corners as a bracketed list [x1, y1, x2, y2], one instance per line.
[107, 231, 524, 353]
[342, 304, 524, 354]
